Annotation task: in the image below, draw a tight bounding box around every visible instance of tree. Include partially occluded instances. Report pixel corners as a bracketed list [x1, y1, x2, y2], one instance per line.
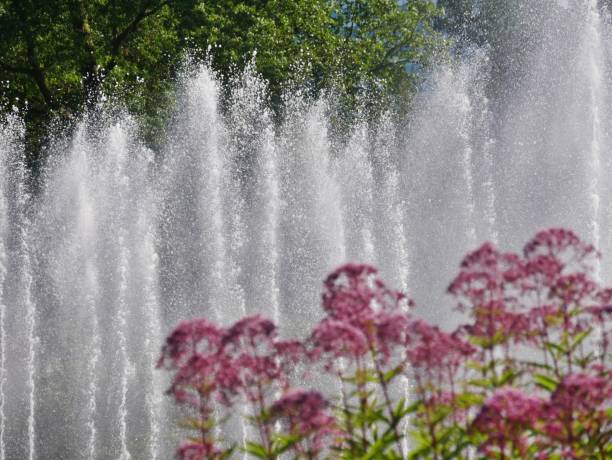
[0, 0, 185, 167]
[184, 0, 441, 108]
[0, 0, 442, 167]
[330, 0, 441, 105]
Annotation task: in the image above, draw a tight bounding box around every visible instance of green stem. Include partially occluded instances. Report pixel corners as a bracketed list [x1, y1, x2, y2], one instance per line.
[370, 348, 404, 457]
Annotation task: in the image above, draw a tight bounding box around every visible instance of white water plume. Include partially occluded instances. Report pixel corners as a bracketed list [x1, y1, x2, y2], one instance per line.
[584, 0, 606, 281]
[0, 117, 18, 460]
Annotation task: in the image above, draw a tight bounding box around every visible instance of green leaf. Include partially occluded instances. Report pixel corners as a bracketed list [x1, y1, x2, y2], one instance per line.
[443, 440, 470, 459]
[408, 442, 432, 460]
[533, 373, 558, 392]
[467, 377, 494, 389]
[383, 365, 404, 383]
[571, 328, 592, 351]
[497, 368, 521, 386]
[544, 340, 566, 356]
[455, 392, 484, 409]
[219, 446, 236, 460]
[390, 397, 419, 422]
[243, 441, 269, 459]
[359, 429, 397, 460]
[520, 360, 553, 371]
[404, 399, 424, 414]
[271, 433, 301, 456]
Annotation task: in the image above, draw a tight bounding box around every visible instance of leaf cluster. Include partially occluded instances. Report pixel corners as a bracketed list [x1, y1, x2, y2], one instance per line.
[0, 0, 443, 165]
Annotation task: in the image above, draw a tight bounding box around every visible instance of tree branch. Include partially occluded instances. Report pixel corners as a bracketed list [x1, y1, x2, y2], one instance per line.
[106, 0, 170, 73]
[0, 61, 34, 75]
[12, 6, 56, 109]
[71, 0, 98, 78]
[24, 32, 54, 109]
[371, 15, 424, 74]
[70, 0, 103, 105]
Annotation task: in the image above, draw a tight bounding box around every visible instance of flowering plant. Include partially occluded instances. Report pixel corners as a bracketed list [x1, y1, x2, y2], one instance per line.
[159, 229, 611, 459]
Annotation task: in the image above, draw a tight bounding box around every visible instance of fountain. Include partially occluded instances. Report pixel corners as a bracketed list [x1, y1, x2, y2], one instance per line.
[0, 1, 610, 458]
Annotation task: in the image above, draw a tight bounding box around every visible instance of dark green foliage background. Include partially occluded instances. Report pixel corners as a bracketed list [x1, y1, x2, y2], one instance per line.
[0, 0, 446, 165]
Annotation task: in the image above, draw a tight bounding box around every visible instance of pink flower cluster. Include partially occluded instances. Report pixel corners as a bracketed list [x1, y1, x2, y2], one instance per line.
[542, 371, 612, 447]
[271, 390, 333, 433]
[405, 319, 474, 384]
[177, 440, 221, 460]
[454, 229, 612, 457]
[448, 229, 610, 357]
[310, 263, 412, 369]
[472, 371, 612, 457]
[472, 387, 545, 456]
[158, 315, 313, 459]
[159, 228, 611, 459]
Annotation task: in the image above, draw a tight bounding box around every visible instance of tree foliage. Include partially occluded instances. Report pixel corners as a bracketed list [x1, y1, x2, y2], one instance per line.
[186, 0, 441, 102]
[0, 0, 183, 165]
[0, 0, 442, 164]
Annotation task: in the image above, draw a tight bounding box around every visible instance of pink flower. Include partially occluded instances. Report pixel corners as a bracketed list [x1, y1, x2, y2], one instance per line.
[274, 339, 306, 363]
[160, 315, 298, 410]
[322, 264, 408, 321]
[322, 264, 377, 319]
[158, 319, 242, 407]
[406, 319, 474, 371]
[465, 300, 531, 345]
[310, 319, 369, 365]
[448, 242, 526, 311]
[231, 354, 281, 401]
[177, 439, 220, 460]
[595, 288, 612, 304]
[538, 372, 612, 447]
[550, 273, 597, 305]
[170, 354, 216, 391]
[550, 373, 610, 414]
[312, 264, 414, 370]
[529, 305, 561, 325]
[159, 228, 610, 459]
[372, 310, 410, 362]
[459, 242, 503, 271]
[270, 390, 339, 457]
[222, 314, 276, 347]
[217, 315, 294, 403]
[472, 388, 545, 456]
[586, 304, 612, 321]
[524, 228, 594, 261]
[158, 319, 224, 369]
[271, 389, 336, 436]
[524, 254, 563, 276]
[481, 388, 544, 425]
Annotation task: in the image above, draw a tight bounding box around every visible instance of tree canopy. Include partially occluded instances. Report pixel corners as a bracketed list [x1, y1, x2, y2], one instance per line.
[0, 0, 442, 163]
